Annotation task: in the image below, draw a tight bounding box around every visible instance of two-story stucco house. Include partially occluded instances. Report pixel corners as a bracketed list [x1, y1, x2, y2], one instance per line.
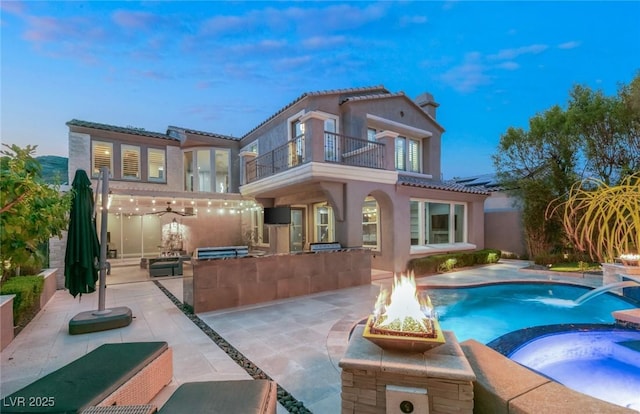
[64, 85, 489, 274]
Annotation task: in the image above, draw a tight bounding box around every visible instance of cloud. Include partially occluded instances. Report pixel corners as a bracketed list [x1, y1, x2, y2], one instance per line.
[442, 0, 459, 11]
[0, 1, 25, 15]
[440, 53, 491, 93]
[273, 55, 313, 71]
[488, 44, 548, 60]
[399, 14, 428, 26]
[496, 61, 519, 70]
[133, 69, 173, 81]
[558, 41, 580, 49]
[112, 10, 160, 31]
[301, 35, 347, 49]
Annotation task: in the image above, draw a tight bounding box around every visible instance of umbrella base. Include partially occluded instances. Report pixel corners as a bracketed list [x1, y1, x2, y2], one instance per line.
[69, 306, 133, 335]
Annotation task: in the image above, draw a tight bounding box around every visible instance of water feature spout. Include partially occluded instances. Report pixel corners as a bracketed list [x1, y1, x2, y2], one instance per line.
[574, 281, 640, 305]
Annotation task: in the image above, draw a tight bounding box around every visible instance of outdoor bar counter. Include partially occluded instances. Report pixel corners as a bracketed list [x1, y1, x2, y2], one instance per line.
[184, 248, 371, 313]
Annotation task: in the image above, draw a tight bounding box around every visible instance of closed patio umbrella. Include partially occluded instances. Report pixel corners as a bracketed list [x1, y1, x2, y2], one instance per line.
[64, 169, 100, 298]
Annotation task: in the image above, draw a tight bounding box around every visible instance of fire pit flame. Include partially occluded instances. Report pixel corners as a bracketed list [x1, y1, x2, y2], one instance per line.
[373, 273, 433, 332]
[364, 271, 445, 352]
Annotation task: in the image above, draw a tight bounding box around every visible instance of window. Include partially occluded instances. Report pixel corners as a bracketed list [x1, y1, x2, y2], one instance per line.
[184, 149, 230, 193]
[184, 151, 194, 191]
[148, 148, 165, 182]
[324, 118, 338, 162]
[362, 197, 379, 249]
[197, 150, 211, 192]
[410, 199, 466, 245]
[121, 145, 140, 180]
[314, 202, 334, 242]
[289, 119, 305, 166]
[367, 128, 377, 142]
[92, 141, 113, 177]
[395, 136, 420, 173]
[215, 149, 229, 193]
[395, 137, 405, 170]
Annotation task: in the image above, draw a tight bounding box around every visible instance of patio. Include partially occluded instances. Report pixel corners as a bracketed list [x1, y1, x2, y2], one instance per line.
[0, 260, 607, 413]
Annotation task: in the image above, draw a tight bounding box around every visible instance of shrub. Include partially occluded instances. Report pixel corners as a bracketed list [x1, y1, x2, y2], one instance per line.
[0, 275, 44, 328]
[408, 249, 502, 276]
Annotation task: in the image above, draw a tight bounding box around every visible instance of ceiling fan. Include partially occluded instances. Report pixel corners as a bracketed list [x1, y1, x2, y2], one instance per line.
[146, 202, 194, 217]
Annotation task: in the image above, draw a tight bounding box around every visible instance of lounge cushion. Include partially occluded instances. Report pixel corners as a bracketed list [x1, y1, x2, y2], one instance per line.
[157, 380, 276, 414]
[1, 342, 168, 413]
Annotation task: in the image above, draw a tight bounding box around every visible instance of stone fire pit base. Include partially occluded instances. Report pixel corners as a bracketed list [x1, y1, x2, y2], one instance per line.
[339, 326, 475, 414]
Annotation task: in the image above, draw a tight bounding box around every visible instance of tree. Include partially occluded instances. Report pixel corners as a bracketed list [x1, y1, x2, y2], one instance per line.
[567, 75, 640, 185]
[493, 72, 640, 259]
[0, 144, 71, 279]
[493, 105, 578, 258]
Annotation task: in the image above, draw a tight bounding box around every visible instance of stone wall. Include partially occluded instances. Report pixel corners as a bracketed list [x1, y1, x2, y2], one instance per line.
[185, 248, 371, 313]
[340, 327, 475, 414]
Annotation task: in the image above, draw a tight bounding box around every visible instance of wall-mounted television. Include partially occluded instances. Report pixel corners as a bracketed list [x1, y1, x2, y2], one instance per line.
[264, 207, 291, 225]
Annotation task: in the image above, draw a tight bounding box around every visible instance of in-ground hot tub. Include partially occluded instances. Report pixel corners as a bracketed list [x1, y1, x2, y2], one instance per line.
[509, 329, 640, 410]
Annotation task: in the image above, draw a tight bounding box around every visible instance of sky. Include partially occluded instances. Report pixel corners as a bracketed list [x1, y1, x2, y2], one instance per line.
[1, 1, 639, 179]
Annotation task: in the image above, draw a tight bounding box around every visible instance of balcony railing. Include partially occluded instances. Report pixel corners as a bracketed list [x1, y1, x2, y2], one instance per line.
[245, 132, 386, 184]
[324, 132, 385, 169]
[246, 135, 306, 183]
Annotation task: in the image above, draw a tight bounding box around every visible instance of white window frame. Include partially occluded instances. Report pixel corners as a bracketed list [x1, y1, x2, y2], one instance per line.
[362, 197, 380, 250]
[313, 202, 335, 243]
[121, 144, 141, 180]
[92, 140, 113, 178]
[183, 147, 231, 193]
[395, 136, 421, 173]
[147, 148, 166, 183]
[409, 198, 467, 245]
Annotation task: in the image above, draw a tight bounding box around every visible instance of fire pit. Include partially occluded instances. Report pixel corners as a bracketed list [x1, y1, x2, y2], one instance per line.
[363, 272, 445, 352]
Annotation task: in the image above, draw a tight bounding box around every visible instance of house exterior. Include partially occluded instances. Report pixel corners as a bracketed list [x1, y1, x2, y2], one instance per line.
[63, 85, 489, 274]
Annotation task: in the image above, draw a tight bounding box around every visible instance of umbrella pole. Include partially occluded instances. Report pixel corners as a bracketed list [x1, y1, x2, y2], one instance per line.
[97, 167, 109, 313]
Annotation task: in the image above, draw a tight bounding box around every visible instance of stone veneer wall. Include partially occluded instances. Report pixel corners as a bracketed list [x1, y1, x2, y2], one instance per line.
[340, 327, 475, 414]
[49, 233, 67, 289]
[186, 249, 371, 313]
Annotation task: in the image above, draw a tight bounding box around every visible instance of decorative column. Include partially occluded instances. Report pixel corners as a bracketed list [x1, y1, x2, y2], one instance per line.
[239, 151, 258, 185]
[375, 130, 399, 171]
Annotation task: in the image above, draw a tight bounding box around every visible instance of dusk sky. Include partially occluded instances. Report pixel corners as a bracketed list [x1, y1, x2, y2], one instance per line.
[2, 1, 639, 179]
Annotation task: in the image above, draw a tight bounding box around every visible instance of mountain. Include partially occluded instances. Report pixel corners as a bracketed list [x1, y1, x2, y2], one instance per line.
[37, 156, 68, 184]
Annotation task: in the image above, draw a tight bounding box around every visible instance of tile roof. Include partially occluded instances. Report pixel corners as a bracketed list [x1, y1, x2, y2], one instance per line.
[167, 126, 239, 141]
[398, 174, 491, 195]
[339, 91, 406, 104]
[241, 85, 390, 139]
[66, 119, 174, 141]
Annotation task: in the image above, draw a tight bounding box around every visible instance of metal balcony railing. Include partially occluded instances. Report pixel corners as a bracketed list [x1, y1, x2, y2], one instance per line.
[323, 132, 385, 169]
[246, 135, 306, 183]
[245, 132, 386, 184]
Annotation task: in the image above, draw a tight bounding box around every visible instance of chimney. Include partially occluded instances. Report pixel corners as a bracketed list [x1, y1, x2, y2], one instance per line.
[415, 92, 439, 119]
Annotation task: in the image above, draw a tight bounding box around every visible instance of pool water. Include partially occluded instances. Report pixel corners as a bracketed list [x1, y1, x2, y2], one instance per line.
[510, 330, 640, 410]
[422, 282, 640, 410]
[425, 283, 637, 344]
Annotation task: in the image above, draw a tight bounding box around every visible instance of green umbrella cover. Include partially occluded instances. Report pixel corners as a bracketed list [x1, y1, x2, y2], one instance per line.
[64, 169, 100, 298]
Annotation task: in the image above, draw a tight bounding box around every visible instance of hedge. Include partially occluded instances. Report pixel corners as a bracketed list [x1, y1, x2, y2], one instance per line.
[407, 249, 502, 276]
[0, 275, 44, 327]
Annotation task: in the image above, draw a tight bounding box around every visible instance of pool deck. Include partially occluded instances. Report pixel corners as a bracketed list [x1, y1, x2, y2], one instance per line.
[0, 259, 626, 413]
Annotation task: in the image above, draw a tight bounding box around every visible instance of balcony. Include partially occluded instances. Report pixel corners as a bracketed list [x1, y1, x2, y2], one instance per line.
[246, 132, 386, 184]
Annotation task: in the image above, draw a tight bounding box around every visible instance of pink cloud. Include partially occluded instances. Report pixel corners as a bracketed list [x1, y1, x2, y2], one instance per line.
[112, 10, 159, 31]
[1, 1, 25, 15]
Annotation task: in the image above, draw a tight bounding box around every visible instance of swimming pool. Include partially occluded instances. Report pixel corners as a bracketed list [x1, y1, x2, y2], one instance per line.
[422, 282, 640, 410]
[424, 282, 638, 343]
